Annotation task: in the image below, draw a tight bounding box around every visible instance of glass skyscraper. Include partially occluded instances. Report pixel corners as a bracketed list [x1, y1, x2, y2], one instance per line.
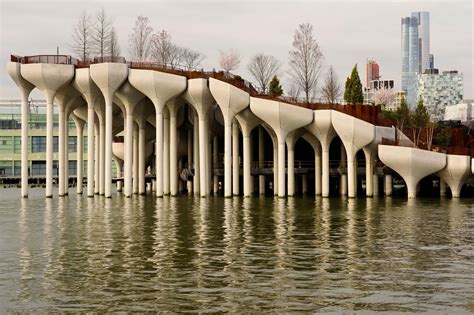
[401, 11, 431, 107]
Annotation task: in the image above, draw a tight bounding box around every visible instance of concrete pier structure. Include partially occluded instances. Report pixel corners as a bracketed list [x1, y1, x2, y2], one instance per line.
[7, 55, 473, 200]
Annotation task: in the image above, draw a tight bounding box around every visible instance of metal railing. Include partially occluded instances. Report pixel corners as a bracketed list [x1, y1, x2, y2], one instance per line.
[11, 54, 77, 65]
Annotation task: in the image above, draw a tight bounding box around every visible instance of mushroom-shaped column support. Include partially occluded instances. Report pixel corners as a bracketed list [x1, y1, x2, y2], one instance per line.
[167, 98, 184, 196]
[90, 63, 128, 198]
[437, 155, 471, 198]
[183, 79, 215, 197]
[129, 69, 186, 197]
[73, 68, 103, 197]
[71, 113, 86, 194]
[379, 145, 446, 198]
[236, 108, 261, 197]
[209, 78, 250, 197]
[55, 85, 81, 196]
[332, 111, 375, 198]
[286, 129, 305, 196]
[305, 110, 336, 197]
[116, 81, 145, 197]
[21, 63, 74, 198]
[7, 62, 34, 198]
[250, 98, 313, 197]
[302, 132, 322, 196]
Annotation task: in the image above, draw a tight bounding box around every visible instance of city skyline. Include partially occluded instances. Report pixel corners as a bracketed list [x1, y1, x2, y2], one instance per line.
[0, 0, 472, 100]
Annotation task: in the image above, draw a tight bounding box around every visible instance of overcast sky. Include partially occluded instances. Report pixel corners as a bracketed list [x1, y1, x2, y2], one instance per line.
[0, 0, 472, 100]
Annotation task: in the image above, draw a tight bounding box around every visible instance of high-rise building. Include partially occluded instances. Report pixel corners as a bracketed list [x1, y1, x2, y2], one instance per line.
[418, 70, 464, 120]
[366, 59, 379, 87]
[401, 11, 431, 108]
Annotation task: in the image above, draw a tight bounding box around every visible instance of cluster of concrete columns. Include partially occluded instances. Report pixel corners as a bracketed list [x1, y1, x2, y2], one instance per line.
[8, 61, 473, 199]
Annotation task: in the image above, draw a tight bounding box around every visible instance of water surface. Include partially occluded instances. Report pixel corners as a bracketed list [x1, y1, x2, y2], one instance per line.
[0, 188, 473, 313]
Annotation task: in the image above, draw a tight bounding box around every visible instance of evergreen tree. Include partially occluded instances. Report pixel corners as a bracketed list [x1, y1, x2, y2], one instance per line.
[344, 64, 363, 104]
[414, 97, 429, 128]
[268, 75, 283, 97]
[396, 96, 410, 131]
[343, 75, 352, 103]
[350, 65, 364, 103]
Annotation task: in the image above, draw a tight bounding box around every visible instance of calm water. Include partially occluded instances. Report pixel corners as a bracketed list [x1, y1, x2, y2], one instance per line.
[0, 188, 473, 313]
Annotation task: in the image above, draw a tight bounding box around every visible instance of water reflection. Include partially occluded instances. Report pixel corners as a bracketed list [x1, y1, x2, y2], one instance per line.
[0, 192, 473, 313]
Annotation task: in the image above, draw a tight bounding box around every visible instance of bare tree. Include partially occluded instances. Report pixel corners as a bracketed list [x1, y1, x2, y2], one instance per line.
[92, 8, 113, 59]
[108, 27, 121, 61]
[321, 65, 341, 104]
[150, 30, 175, 67]
[288, 23, 324, 103]
[247, 53, 281, 93]
[128, 16, 153, 62]
[182, 48, 205, 71]
[69, 11, 94, 62]
[286, 84, 301, 102]
[219, 48, 241, 73]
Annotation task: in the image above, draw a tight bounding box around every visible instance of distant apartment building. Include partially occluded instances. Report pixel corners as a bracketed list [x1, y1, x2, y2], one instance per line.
[364, 79, 395, 105]
[417, 70, 464, 120]
[366, 59, 379, 86]
[0, 99, 88, 177]
[401, 11, 432, 107]
[444, 100, 474, 122]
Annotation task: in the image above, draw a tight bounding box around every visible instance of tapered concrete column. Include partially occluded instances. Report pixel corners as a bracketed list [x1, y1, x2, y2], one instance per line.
[363, 147, 374, 197]
[438, 155, 471, 198]
[332, 111, 375, 198]
[133, 124, 139, 194]
[273, 145, 278, 196]
[167, 98, 182, 196]
[73, 115, 85, 194]
[138, 123, 146, 195]
[163, 108, 170, 195]
[7, 62, 34, 198]
[73, 68, 102, 198]
[116, 81, 145, 197]
[206, 124, 212, 194]
[115, 159, 123, 192]
[183, 79, 215, 197]
[94, 127, 100, 194]
[340, 142, 347, 196]
[373, 174, 379, 196]
[384, 174, 392, 196]
[236, 108, 261, 197]
[232, 121, 240, 195]
[209, 79, 249, 197]
[91, 63, 128, 198]
[187, 128, 193, 193]
[439, 178, 447, 196]
[193, 113, 200, 194]
[305, 110, 336, 198]
[213, 136, 219, 194]
[64, 116, 70, 194]
[21, 63, 74, 198]
[251, 98, 313, 197]
[379, 145, 446, 199]
[258, 126, 265, 195]
[98, 113, 105, 195]
[302, 132, 321, 196]
[302, 174, 308, 194]
[286, 130, 304, 197]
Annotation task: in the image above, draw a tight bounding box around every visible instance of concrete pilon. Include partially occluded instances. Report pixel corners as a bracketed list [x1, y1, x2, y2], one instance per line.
[209, 78, 250, 197]
[261, 123, 278, 196]
[71, 113, 86, 194]
[90, 63, 128, 198]
[7, 62, 34, 198]
[232, 120, 240, 195]
[286, 129, 305, 197]
[305, 110, 336, 197]
[437, 155, 471, 198]
[182, 79, 214, 197]
[302, 132, 322, 195]
[55, 85, 81, 196]
[73, 68, 103, 197]
[167, 98, 183, 196]
[250, 97, 313, 197]
[236, 108, 262, 197]
[21, 63, 74, 198]
[379, 145, 446, 198]
[332, 111, 375, 198]
[116, 81, 145, 197]
[258, 126, 265, 195]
